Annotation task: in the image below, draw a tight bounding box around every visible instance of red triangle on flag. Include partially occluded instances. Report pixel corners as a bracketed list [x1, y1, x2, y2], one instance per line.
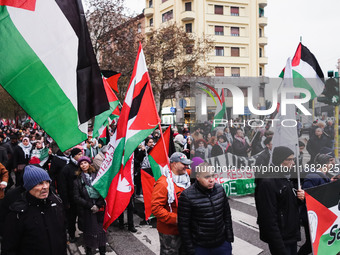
[292, 43, 302, 67]
[106, 73, 121, 93]
[305, 192, 338, 254]
[0, 0, 36, 11]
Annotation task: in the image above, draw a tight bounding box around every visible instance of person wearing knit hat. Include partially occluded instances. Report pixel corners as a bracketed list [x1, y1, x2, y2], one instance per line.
[78, 156, 92, 165]
[255, 146, 305, 255]
[74, 154, 106, 255]
[23, 165, 51, 195]
[1, 165, 67, 254]
[70, 147, 83, 158]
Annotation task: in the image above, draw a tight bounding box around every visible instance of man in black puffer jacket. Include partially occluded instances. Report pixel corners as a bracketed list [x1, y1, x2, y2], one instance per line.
[178, 162, 234, 255]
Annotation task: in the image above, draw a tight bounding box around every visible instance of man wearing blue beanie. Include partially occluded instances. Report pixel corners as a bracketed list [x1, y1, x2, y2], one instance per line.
[1, 165, 67, 255]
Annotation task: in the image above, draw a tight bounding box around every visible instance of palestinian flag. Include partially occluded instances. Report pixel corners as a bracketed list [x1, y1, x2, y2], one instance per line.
[107, 73, 121, 93]
[29, 147, 49, 166]
[279, 43, 324, 99]
[98, 126, 110, 145]
[305, 179, 340, 254]
[142, 126, 171, 221]
[0, 0, 109, 151]
[93, 77, 120, 138]
[211, 89, 226, 130]
[92, 43, 160, 229]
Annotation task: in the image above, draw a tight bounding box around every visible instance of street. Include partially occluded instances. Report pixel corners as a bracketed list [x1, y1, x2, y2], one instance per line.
[67, 195, 307, 255]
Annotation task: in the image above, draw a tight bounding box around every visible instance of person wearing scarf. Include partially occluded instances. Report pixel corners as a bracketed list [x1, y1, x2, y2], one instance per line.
[151, 152, 192, 255]
[232, 128, 251, 157]
[13, 137, 32, 187]
[74, 156, 106, 255]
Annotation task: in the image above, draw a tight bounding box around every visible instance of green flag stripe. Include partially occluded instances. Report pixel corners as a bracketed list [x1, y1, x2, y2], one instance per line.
[93, 137, 125, 198]
[93, 100, 119, 137]
[124, 128, 157, 165]
[292, 70, 317, 99]
[0, 6, 85, 151]
[148, 156, 162, 181]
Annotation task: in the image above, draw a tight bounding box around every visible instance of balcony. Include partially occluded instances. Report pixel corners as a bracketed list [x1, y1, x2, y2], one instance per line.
[206, 13, 249, 25]
[258, 16, 268, 26]
[145, 26, 154, 35]
[181, 11, 195, 21]
[259, 57, 268, 65]
[144, 7, 154, 17]
[258, 36, 268, 45]
[258, 0, 267, 8]
[212, 35, 250, 45]
[160, 0, 174, 12]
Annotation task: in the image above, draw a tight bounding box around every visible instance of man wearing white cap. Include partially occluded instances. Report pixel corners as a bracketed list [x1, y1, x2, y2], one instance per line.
[151, 152, 192, 255]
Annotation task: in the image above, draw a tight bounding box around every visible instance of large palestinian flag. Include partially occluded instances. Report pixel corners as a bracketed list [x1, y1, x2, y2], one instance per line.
[141, 126, 171, 220]
[0, 0, 109, 151]
[92, 43, 160, 229]
[305, 180, 340, 254]
[280, 43, 324, 99]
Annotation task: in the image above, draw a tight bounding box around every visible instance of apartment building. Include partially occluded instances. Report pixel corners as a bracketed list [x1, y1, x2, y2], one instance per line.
[144, 0, 268, 122]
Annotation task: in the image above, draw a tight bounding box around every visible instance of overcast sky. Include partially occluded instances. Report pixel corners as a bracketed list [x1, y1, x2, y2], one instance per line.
[124, 0, 340, 78]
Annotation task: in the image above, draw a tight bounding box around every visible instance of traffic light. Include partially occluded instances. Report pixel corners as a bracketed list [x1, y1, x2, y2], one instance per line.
[317, 77, 339, 105]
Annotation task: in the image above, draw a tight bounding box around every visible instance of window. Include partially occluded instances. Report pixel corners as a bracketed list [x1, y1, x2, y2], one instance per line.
[185, 2, 192, 11]
[225, 89, 233, 97]
[259, 28, 263, 37]
[230, 7, 239, 16]
[162, 0, 168, 3]
[215, 67, 224, 76]
[149, 18, 153, 26]
[149, 0, 153, 8]
[240, 87, 248, 96]
[215, 26, 224, 35]
[137, 23, 142, 33]
[231, 67, 240, 77]
[259, 48, 263, 57]
[185, 44, 193, 54]
[215, 46, 224, 56]
[185, 23, 192, 33]
[214, 5, 223, 15]
[259, 8, 264, 17]
[259, 67, 263, 76]
[231, 27, 239, 36]
[162, 10, 173, 22]
[231, 47, 240, 57]
[260, 86, 265, 96]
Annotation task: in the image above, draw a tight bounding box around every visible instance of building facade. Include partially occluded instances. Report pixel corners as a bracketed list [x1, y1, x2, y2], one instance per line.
[144, 0, 268, 122]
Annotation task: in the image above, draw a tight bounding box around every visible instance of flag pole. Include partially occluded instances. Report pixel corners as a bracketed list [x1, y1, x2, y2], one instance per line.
[295, 142, 301, 189]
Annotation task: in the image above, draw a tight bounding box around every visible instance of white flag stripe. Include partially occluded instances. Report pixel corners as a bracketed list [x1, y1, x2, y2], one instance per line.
[8, 0, 78, 111]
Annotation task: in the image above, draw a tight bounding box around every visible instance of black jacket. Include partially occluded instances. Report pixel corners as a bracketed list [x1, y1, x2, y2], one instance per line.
[306, 135, 332, 163]
[59, 159, 78, 207]
[232, 138, 250, 157]
[73, 174, 105, 232]
[1, 191, 67, 255]
[255, 177, 301, 255]
[178, 182, 234, 255]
